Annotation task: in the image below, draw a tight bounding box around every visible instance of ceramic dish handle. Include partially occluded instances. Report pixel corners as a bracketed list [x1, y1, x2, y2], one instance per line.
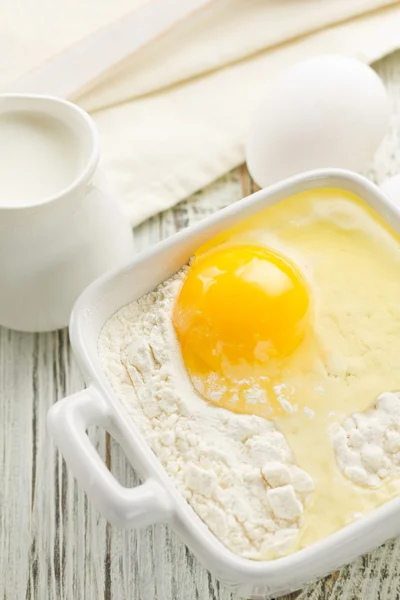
[48, 387, 171, 528]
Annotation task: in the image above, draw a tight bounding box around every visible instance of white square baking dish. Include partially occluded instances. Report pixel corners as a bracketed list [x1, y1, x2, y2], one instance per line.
[48, 169, 400, 599]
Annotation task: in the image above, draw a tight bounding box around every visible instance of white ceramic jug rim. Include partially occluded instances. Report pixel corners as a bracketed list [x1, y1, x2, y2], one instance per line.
[0, 93, 100, 211]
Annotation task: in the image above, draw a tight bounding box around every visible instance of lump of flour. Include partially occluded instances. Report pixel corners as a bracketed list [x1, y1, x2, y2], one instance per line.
[332, 392, 400, 487]
[98, 268, 314, 560]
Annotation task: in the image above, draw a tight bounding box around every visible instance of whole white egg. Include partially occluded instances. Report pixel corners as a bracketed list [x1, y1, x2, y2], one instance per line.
[246, 55, 390, 188]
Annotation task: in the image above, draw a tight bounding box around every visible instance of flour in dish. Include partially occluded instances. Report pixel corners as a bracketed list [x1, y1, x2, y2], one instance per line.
[332, 392, 400, 487]
[98, 268, 314, 560]
[99, 188, 400, 559]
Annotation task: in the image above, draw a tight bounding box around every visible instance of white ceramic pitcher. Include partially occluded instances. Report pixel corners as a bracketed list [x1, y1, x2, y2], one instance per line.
[0, 94, 134, 332]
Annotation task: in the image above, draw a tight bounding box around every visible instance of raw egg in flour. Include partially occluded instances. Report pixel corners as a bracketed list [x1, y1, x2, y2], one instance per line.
[172, 244, 310, 418]
[173, 188, 400, 554]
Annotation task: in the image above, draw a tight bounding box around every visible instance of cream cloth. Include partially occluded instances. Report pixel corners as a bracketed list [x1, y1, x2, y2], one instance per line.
[2, 0, 400, 225]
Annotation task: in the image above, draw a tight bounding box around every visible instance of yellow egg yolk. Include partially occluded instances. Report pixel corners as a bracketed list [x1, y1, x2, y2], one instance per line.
[173, 245, 310, 417]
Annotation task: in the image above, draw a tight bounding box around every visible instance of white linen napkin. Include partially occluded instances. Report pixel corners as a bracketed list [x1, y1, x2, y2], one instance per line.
[2, 0, 400, 225]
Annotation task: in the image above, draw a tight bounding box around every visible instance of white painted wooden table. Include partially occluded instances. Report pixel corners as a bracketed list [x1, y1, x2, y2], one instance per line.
[3, 51, 400, 600]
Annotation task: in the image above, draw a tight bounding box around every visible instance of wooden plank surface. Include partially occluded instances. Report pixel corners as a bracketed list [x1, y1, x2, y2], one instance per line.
[2, 51, 400, 600]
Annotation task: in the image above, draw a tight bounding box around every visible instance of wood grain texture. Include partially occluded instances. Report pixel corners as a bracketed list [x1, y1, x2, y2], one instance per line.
[2, 51, 400, 600]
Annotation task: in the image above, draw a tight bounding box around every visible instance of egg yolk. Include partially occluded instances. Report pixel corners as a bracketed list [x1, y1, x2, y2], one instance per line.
[173, 245, 310, 417]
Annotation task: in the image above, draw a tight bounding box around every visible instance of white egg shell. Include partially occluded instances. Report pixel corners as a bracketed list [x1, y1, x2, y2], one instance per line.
[381, 174, 400, 206]
[246, 55, 390, 188]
